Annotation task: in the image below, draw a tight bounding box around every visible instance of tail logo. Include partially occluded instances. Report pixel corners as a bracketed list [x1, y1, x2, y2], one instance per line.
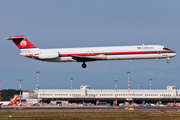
[20, 40, 27, 47]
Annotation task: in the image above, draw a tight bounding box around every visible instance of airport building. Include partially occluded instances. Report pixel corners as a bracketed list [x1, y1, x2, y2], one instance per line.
[18, 85, 180, 105]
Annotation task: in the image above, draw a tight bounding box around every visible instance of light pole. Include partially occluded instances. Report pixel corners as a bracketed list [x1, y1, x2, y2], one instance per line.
[138, 82, 140, 90]
[36, 71, 40, 102]
[149, 78, 152, 90]
[127, 71, 130, 100]
[19, 78, 22, 109]
[0, 80, 1, 101]
[70, 78, 73, 89]
[114, 79, 117, 107]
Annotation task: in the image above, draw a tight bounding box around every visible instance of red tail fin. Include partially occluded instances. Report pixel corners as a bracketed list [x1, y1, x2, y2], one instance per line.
[7, 35, 36, 49]
[8, 95, 18, 106]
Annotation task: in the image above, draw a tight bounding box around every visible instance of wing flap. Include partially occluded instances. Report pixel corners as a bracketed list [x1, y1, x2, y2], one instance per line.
[69, 54, 107, 62]
[69, 55, 99, 62]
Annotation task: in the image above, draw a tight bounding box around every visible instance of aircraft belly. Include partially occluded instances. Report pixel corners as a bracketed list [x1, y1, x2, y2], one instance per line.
[37, 53, 175, 62]
[106, 53, 170, 60]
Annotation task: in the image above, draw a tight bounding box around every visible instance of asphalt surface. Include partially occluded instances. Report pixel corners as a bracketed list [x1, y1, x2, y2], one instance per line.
[1, 106, 180, 111]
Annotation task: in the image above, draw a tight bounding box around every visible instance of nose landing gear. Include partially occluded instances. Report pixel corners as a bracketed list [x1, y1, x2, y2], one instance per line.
[166, 58, 170, 63]
[82, 62, 87, 68]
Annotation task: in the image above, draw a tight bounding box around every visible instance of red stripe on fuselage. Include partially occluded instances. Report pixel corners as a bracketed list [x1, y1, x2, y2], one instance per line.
[60, 50, 175, 56]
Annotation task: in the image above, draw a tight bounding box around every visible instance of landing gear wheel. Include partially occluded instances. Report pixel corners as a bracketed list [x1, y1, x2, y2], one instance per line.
[82, 63, 87, 68]
[166, 58, 170, 63]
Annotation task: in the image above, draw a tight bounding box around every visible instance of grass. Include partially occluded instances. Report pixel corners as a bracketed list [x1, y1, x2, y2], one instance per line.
[0, 109, 180, 120]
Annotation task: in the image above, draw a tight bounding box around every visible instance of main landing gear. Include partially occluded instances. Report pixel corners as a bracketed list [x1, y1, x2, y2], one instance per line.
[82, 62, 87, 68]
[166, 58, 170, 63]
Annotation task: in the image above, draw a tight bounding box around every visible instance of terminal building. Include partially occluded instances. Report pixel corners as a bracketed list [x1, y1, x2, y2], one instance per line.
[19, 85, 180, 105]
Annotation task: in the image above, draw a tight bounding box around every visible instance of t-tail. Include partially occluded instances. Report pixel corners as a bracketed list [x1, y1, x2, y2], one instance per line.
[7, 35, 60, 60]
[7, 35, 40, 58]
[7, 35, 39, 53]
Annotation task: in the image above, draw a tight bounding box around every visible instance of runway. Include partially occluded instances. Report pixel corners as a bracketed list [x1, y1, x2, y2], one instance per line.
[1, 106, 180, 111]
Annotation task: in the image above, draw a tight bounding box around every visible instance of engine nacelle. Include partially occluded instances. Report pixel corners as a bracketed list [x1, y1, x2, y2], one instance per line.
[34, 52, 59, 60]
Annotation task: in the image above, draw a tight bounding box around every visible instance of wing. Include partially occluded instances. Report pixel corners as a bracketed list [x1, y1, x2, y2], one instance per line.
[69, 54, 107, 62]
[69, 55, 99, 62]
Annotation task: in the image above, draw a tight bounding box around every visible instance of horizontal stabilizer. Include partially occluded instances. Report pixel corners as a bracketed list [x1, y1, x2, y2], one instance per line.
[7, 35, 36, 49]
[7, 35, 25, 40]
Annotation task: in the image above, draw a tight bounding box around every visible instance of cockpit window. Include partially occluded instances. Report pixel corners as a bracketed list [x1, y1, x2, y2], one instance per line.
[163, 47, 171, 50]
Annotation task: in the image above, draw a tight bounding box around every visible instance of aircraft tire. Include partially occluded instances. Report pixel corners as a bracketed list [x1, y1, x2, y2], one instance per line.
[82, 63, 87, 68]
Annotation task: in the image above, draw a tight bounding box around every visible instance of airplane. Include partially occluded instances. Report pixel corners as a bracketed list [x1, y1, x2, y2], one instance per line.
[7, 35, 176, 68]
[0, 95, 18, 107]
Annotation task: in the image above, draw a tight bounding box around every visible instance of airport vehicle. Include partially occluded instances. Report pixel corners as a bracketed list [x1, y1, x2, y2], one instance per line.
[7, 35, 176, 68]
[0, 95, 18, 107]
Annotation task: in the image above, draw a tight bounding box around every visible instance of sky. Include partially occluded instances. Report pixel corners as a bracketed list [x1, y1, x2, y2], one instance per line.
[0, 0, 179, 90]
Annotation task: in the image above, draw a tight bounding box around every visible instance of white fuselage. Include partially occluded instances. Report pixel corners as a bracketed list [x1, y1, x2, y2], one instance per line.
[21, 45, 176, 62]
[8, 35, 176, 68]
[0, 101, 10, 106]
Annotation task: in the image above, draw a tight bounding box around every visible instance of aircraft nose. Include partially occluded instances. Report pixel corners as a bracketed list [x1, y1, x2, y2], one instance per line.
[172, 51, 177, 57]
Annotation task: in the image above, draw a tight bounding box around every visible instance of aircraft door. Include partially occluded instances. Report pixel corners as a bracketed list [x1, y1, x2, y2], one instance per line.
[158, 48, 161, 54]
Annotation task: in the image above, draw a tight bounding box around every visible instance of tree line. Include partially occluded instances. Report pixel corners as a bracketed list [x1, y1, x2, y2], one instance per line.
[1, 89, 20, 101]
